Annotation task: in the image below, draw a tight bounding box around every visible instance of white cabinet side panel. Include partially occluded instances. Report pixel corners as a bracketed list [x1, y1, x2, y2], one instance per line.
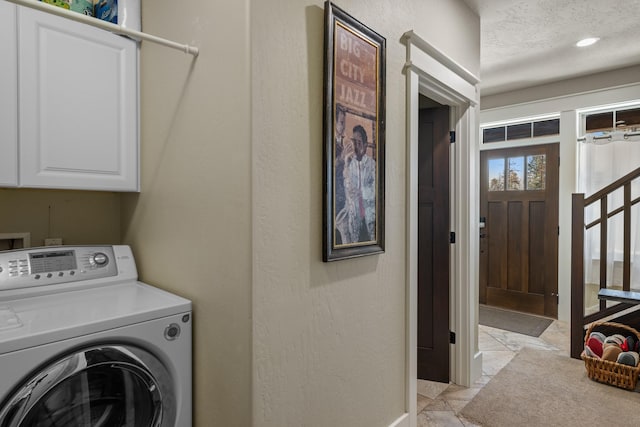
[0, 1, 18, 186]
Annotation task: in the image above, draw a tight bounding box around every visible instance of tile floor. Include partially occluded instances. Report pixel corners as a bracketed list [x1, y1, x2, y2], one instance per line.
[416, 320, 570, 426]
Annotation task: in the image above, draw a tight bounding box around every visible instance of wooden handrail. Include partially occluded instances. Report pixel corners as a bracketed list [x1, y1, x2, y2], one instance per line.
[584, 303, 634, 324]
[584, 167, 640, 205]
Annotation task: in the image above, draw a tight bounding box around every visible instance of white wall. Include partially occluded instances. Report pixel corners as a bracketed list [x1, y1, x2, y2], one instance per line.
[480, 78, 640, 323]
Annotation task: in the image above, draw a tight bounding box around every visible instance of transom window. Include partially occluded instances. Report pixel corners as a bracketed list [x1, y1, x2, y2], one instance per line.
[583, 106, 640, 134]
[483, 118, 560, 144]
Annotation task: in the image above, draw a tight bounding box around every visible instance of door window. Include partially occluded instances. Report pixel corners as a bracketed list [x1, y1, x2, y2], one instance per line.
[507, 157, 524, 191]
[487, 154, 546, 191]
[488, 158, 505, 191]
[526, 154, 546, 190]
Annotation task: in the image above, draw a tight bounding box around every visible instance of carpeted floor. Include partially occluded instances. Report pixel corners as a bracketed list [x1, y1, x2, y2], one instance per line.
[479, 305, 553, 337]
[461, 347, 640, 426]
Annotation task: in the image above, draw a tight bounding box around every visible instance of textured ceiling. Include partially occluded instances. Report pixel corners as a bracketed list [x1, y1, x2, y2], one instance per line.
[463, 0, 640, 96]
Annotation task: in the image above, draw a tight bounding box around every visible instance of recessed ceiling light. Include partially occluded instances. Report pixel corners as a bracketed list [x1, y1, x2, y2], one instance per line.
[576, 37, 600, 47]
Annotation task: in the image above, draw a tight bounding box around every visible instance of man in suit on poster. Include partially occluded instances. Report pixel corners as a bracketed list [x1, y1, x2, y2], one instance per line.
[342, 124, 376, 243]
[334, 104, 347, 244]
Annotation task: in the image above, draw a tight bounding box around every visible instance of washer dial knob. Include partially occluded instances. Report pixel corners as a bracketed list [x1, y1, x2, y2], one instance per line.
[90, 252, 109, 267]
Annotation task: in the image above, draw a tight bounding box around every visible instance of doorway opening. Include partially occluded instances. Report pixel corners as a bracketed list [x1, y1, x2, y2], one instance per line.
[403, 29, 481, 426]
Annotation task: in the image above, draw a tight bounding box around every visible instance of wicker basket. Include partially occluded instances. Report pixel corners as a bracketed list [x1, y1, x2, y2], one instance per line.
[581, 321, 640, 390]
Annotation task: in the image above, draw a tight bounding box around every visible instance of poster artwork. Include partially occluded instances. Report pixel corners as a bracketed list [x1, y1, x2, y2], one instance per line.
[323, 1, 385, 262]
[333, 23, 379, 247]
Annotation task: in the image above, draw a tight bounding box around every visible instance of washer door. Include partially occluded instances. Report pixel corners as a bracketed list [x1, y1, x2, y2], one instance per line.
[0, 345, 175, 427]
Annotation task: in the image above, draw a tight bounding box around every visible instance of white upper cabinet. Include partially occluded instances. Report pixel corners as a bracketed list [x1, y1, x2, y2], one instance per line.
[4, 4, 139, 191]
[0, 1, 17, 186]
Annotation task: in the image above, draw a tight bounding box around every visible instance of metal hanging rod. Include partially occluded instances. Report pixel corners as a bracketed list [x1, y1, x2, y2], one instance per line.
[578, 130, 640, 143]
[6, 0, 199, 57]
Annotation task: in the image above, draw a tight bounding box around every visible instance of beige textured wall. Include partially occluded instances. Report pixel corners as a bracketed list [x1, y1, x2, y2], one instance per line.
[121, 0, 252, 426]
[120, 0, 477, 425]
[0, 189, 120, 247]
[252, 1, 478, 426]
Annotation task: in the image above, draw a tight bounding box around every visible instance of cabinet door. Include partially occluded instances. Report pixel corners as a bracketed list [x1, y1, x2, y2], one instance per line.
[0, 1, 18, 187]
[18, 6, 138, 191]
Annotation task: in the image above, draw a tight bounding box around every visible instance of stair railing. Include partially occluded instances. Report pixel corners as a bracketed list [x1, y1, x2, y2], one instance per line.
[571, 166, 640, 359]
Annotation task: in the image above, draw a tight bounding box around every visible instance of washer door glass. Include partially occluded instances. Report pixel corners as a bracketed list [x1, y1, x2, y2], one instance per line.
[0, 346, 175, 427]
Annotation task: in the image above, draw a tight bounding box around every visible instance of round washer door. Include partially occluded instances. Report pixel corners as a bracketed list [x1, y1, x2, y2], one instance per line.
[0, 345, 175, 427]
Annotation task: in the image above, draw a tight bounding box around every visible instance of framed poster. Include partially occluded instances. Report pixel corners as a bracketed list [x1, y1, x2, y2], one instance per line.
[322, 1, 386, 262]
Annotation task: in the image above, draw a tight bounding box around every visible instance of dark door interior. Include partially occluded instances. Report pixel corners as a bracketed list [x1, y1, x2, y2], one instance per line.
[479, 143, 559, 318]
[417, 101, 450, 382]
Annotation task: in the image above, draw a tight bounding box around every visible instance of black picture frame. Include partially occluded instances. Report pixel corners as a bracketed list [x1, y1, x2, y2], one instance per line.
[322, 2, 385, 262]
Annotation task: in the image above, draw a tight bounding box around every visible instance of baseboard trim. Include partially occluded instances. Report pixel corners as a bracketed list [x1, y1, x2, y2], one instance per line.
[388, 413, 409, 427]
[472, 350, 483, 384]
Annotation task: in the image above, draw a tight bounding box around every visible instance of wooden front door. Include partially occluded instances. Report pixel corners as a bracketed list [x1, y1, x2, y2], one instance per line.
[479, 143, 559, 318]
[417, 104, 450, 382]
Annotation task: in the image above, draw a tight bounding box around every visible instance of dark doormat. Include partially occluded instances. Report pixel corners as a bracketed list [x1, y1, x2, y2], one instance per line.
[479, 305, 553, 337]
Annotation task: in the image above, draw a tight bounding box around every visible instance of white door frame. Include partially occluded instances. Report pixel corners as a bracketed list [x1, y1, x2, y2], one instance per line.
[402, 31, 481, 427]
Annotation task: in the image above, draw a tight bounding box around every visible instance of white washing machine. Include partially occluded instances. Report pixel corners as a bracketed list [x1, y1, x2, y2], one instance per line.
[0, 245, 191, 427]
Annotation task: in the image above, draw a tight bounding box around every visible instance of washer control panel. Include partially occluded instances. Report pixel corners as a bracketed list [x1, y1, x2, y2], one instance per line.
[0, 246, 118, 291]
